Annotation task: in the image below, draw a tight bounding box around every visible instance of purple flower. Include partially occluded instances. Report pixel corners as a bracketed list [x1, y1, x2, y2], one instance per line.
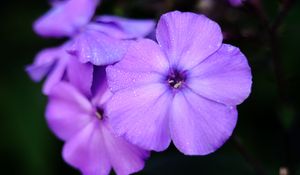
[34, 0, 100, 37]
[46, 65, 149, 175]
[27, 16, 155, 93]
[106, 11, 252, 155]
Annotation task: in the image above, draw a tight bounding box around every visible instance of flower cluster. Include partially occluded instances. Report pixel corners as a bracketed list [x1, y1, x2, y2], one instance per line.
[27, 0, 252, 174]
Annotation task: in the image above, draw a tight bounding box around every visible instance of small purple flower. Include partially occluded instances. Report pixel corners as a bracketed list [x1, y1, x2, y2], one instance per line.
[46, 65, 149, 175]
[106, 11, 252, 155]
[27, 16, 155, 93]
[34, 0, 100, 37]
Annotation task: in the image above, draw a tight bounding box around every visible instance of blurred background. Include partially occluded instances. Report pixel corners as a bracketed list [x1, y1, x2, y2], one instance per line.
[1, 0, 300, 174]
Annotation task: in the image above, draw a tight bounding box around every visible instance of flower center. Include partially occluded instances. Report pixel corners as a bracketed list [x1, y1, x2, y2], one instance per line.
[95, 107, 104, 120]
[167, 70, 185, 89]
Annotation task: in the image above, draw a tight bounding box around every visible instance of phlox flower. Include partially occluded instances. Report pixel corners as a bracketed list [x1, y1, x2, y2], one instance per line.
[106, 11, 252, 155]
[27, 7, 155, 93]
[33, 0, 155, 66]
[46, 64, 149, 175]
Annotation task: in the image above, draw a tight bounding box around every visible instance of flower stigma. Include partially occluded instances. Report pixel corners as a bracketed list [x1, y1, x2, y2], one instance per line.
[167, 70, 186, 89]
[95, 107, 104, 120]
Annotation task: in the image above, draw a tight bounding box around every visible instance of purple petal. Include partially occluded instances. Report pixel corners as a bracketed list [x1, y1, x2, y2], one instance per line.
[63, 119, 148, 175]
[26, 47, 61, 82]
[68, 29, 130, 65]
[94, 15, 155, 39]
[156, 11, 222, 70]
[169, 89, 237, 155]
[101, 120, 149, 175]
[106, 39, 168, 92]
[187, 44, 252, 105]
[106, 39, 171, 151]
[26, 45, 71, 94]
[62, 121, 111, 175]
[46, 82, 93, 141]
[67, 59, 94, 98]
[91, 67, 113, 108]
[106, 84, 172, 151]
[91, 66, 106, 97]
[34, 0, 100, 37]
[42, 52, 70, 94]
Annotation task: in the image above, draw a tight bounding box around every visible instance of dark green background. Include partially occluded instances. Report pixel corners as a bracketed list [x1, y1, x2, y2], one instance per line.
[1, 0, 300, 174]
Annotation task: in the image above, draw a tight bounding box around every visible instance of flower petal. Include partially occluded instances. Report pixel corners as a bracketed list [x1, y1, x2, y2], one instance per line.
[68, 29, 130, 65]
[25, 44, 72, 94]
[91, 66, 112, 107]
[67, 59, 93, 98]
[34, 0, 100, 37]
[94, 15, 155, 39]
[106, 39, 168, 92]
[42, 54, 70, 94]
[63, 121, 111, 175]
[187, 44, 252, 105]
[169, 89, 237, 155]
[26, 47, 62, 82]
[106, 84, 172, 151]
[46, 82, 93, 141]
[156, 11, 222, 70]
[101, 120, 149, 175]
